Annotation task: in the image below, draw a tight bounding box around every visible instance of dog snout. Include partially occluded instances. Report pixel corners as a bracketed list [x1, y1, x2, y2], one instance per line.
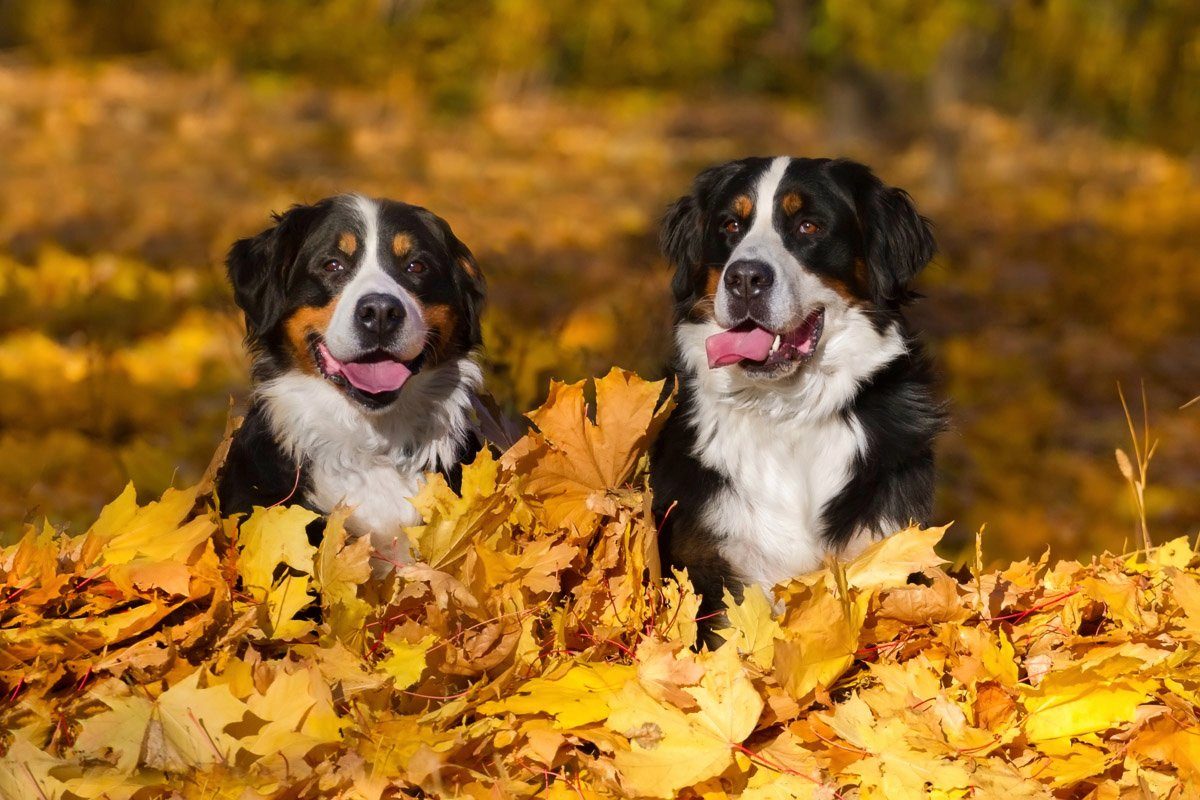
[355, 293, 406, 343]
[724, 259, 775, 300]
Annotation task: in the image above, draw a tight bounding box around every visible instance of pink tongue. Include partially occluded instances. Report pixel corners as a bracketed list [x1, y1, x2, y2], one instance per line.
[340, 360, 412, 393]
[320, 344, 413, 394]
[705, 325, 776, 368]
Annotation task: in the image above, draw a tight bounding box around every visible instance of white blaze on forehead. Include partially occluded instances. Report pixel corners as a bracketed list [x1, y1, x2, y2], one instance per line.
[717, 157, 806, 329]
[729, 157, 791, 264]
[345, 194, 397, 295]
[324, 194, 426, 359]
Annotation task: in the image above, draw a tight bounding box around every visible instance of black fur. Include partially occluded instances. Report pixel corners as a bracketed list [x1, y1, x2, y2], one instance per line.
[651, 157, 945, 631]
[217, 402, 308, 516]
[827, 159, 936, 307]
[820, 344, 943, 546]
[649, 379, 737, 623]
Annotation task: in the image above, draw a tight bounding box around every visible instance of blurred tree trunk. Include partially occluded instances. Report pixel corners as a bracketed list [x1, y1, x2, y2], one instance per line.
[763, 0, 811, 62]
[926, 2, 1013, 202]
[927, 31, 971, 202]
[824, 59, 893, 150]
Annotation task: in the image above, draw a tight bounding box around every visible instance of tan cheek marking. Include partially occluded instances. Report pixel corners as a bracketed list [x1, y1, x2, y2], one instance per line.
[854, 258, 871, 294]
[687, 266, 722, 322]
[423, 302, 460, 360]
[818, 273, 865, 307]
[392, 233, 414, 259]
[781, 192, 803, 216]
[704, 265, 722, 298]
[733, 195, 753, 219]
[337, 232, 357, 256]
[284, 301, 337, 374]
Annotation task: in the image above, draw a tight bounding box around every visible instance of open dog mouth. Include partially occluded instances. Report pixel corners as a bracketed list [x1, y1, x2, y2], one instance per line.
[310, 336, 425, 406]
[705, 308, 825, 372]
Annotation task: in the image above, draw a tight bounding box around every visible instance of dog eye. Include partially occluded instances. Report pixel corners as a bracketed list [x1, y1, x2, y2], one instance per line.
[722, 219, 741, 235]
[406, 260, 427, 274]
[797, 221, 820, 235]
[323, 259, 344, 273]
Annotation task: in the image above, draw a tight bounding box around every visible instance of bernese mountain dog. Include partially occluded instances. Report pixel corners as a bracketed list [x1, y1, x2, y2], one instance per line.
[651, 157, 945, 622]
[217, 194, 485, 569]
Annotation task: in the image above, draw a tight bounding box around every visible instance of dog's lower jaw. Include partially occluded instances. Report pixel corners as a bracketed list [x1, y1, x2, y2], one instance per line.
[675, 310, 908, 428]
[256, 355, 482, 571]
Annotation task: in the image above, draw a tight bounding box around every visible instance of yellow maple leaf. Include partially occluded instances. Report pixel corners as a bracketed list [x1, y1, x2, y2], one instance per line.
[242, 666, 344, 759]
[823, 694, 974, 800]
[513, 369, 672, 530]
[237, 505, 319, 639]
[720, 587, 783, 670]
[0, 737, 69, 800]
[314, 509, 372, 644]
[1079, 572, 1144, 629]
[877, 572, 970, 625]
[408, 448, 512, 569]
[951, 625, 1020, 688]
[86, 482, 139, 540]
[775, 573, 868, 701]
[237, 505, 318, 593]
[1020, 662, 1155, 742]
[100, 484, 215, 566]
[606, 644, 762, 798]
[1168, 568, 1200, 636]
[1028, 738, 1114, 787]
[263, 572, 316, 640]
[657, 568, 701, 649]
[843, 524, 949, 590]
[1129, 717, 1200, 779]
[74, 671, 247, 774]
[1146, 536, 1195, 569]
[379, 632, 436, 690]
[481, 662, 636, 729]
[108, 559, 193, 596]
[635, 636, 706, 709]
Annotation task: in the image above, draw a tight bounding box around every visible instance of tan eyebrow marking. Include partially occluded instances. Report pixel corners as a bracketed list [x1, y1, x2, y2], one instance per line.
[392, 233, 414, 258]
[732, 195, 753, 219]
[337, 231, 358, 255]
[781, 192, 803, 216]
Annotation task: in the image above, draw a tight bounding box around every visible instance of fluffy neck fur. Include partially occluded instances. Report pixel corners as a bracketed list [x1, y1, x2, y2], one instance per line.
[255, 356, 481, 564]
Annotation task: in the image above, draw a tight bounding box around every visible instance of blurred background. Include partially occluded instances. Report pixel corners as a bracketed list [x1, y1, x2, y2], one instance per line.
[0, 0, 1196, 562]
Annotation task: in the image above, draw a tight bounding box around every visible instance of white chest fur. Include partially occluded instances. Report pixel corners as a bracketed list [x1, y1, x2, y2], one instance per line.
[696, 402, 864, 588]
[257, 358, 481, 566]
[676, 312, 907, 589]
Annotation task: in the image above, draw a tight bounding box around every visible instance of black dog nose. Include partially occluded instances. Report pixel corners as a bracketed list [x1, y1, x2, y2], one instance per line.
[355, 293, 405, 339]
[724, 260, 775, 299]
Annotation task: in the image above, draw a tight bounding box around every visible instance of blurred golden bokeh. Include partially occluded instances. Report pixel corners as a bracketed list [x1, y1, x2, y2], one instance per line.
[0, 1, 1196, 562]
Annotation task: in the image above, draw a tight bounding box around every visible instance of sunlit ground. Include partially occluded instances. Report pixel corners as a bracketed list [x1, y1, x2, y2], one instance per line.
[1, 62, 1196, 561]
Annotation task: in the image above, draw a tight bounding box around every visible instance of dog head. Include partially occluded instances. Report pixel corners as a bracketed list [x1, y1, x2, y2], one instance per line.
[227, 194, 484, 410]
[662, 157, 934, 380]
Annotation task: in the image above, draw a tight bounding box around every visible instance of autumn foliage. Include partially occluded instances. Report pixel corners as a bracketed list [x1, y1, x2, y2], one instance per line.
[2, 370, 1198, 798]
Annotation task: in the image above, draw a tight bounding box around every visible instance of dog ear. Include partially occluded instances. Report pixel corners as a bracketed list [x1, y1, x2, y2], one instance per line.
[661, 162, 748, 312]
[421, 210, 486, 349]
[865, 185, 936, 305]
[451, 238, 486, 350]
[226, 204, 321, 339]
[836, 161, 936, 306]
[661, 193, 703, 306]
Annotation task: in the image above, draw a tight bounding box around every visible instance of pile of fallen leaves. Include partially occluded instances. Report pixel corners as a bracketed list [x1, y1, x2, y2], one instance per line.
[2, 370, 1198, 799]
